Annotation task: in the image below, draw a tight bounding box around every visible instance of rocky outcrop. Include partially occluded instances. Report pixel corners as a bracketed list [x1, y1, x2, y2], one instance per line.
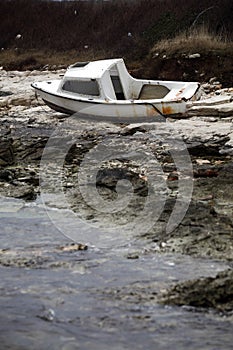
[159, 269, 233, 312]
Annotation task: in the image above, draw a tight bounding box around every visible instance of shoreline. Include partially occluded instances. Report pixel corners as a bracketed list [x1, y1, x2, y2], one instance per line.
[0, 67, 233, 313]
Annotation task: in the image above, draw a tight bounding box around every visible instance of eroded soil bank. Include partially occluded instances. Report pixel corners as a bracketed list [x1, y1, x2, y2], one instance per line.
[0, 68, 233, 314]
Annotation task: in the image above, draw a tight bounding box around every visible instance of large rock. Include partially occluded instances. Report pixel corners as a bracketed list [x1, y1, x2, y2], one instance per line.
[159, 269, 233, 312]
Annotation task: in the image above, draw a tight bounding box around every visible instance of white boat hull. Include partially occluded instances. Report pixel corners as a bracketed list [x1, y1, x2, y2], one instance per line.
[34, 86, 188, 121]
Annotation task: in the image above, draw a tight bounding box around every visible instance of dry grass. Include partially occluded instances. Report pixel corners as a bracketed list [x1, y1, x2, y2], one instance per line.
[0, 49, 109, 70]
[152, 27, 233, 56]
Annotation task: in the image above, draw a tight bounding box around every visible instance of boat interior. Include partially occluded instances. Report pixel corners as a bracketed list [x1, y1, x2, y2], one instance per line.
[107, 61, 171, 101]
[59, 59, 198, 102]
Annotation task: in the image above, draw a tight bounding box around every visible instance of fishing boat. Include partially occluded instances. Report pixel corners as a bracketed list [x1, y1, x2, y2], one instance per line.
[31, 58, 200, 121]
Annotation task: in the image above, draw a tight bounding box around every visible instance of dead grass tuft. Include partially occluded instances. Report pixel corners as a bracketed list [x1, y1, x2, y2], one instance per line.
[152, 27, 233, 56]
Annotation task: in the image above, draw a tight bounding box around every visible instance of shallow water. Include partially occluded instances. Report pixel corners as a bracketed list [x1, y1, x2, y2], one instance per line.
[0, 196, 232, 350]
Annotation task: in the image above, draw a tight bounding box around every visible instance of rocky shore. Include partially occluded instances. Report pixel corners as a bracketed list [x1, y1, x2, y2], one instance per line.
[0, 68, 233, 314]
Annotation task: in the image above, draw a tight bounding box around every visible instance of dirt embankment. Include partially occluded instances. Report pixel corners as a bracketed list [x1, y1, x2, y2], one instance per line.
[140, 53, 233, 88]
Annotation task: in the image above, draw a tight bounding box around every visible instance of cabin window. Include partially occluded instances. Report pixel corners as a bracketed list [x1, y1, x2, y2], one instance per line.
[110, 75, 125, 100]
[62, 80, 99, 96]
[138, 84, 170, 100]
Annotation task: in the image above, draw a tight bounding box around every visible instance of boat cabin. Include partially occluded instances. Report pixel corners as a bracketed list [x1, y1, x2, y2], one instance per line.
[58, 58, 171, 102]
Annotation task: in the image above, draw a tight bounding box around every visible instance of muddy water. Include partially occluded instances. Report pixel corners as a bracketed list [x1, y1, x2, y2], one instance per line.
[0, 196, 232, 350]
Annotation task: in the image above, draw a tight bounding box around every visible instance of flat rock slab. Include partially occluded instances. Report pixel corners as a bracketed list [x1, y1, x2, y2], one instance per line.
[187, 102, 233, 117]
[187, 89, 233, 117]
[190, 94, 233, 106]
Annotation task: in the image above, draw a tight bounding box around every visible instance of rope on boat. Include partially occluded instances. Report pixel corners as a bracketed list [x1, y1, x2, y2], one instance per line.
[143, 102, 165, 119]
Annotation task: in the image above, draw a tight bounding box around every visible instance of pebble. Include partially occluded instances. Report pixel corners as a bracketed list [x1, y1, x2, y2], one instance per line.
[37, 308, 55, 322]
[188, 53, 201, 59]
[58, 243, 88, 252]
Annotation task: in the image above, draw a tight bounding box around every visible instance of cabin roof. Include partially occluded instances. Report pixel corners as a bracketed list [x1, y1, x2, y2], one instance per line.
[64, 58, 124, 79]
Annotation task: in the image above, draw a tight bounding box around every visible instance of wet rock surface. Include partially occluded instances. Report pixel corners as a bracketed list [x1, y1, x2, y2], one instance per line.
[0, 242, 88, 269]
[159, 269, 233, 313]
[1, 69, 233, 319]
